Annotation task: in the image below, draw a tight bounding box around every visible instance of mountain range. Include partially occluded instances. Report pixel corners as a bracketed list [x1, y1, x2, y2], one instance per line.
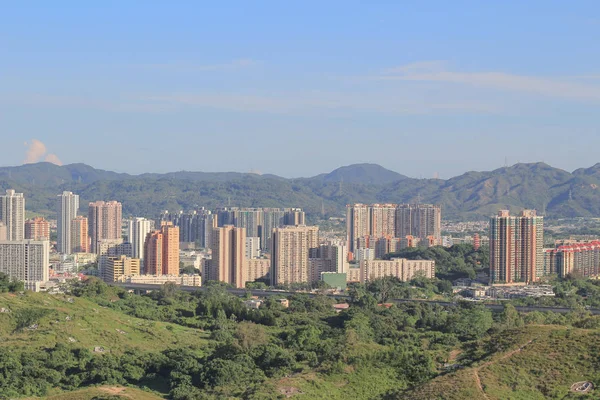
[1, 161, 600, 220]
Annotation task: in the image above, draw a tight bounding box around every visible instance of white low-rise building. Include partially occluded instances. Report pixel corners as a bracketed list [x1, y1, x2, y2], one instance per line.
[117, 274, 201, 286]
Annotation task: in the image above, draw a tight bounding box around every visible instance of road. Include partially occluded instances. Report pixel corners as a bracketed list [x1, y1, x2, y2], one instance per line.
[110, 282, 600, 315]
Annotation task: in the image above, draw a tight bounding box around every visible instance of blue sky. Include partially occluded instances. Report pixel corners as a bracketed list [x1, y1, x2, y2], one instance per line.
[1, 1, 599, 178]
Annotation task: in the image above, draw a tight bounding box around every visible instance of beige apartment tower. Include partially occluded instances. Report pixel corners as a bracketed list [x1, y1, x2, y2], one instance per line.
[88, 201, 122, 254]
[208, 225, 247, 288]
[271, 225, 319, 286]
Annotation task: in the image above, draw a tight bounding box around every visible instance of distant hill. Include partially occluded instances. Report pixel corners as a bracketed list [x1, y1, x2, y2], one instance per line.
[311, 163, 408, 185]
[1, 161, 600, 220]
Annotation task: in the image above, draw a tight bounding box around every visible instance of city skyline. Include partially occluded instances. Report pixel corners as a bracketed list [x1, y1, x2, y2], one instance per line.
[2, 2, 600, 178]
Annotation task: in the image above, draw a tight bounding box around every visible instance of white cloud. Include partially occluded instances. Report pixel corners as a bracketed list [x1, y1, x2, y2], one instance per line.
[377, 62, 600, 101]
[142, 92, 498, 115]
[23, 139, 63, 165]
[23, 139, 47, 164]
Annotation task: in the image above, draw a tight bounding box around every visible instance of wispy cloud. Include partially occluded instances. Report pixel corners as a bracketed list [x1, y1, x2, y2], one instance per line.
[376, 61, 600, 101]
[142, 92, 498, 115]
[135, 58, 260, 72]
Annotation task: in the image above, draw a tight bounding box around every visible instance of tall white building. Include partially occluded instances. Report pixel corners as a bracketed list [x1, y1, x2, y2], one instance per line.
[0, 189, 25, 241]
[57, 191, 79, 254]
[245, 236, 261, 259]
[127, 218, 153, 262]
[0, 240, 49, 291]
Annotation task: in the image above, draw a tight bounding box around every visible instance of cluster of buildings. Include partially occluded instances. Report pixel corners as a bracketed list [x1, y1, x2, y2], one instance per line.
[488, 210, 600, 283]
[0, 192, 438, 293]
[161, 207, 305, 252]
[346, 203, 441, 261]
[544, 240, 600, 278]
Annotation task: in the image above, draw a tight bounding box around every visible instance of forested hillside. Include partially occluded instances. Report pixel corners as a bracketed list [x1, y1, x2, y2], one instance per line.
[2, 161, 600, 220]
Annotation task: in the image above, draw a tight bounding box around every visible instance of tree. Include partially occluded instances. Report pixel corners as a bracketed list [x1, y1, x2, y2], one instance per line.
[446, 304, 493, 340]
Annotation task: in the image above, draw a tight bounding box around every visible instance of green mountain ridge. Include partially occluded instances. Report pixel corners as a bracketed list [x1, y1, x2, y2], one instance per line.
[1, 161, 599, 220]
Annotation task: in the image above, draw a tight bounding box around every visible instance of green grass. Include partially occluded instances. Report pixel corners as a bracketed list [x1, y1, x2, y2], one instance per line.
[24, 385, 165, 399]
[404, 325, 600, 400]
[0, 292, 208, 354]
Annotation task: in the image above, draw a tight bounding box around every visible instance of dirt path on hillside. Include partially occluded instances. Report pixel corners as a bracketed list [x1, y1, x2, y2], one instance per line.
[100, 386, 131, 397]
[473, 339, 536, 399]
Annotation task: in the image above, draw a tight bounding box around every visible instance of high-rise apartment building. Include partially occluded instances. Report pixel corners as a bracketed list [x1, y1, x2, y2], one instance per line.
[127, 217, 153, 262]
[161, 223, 180, 275]
[0, 240, 49, 291]
[262, 208, 286, 252]
[370, 204, 397, 238]
[0, 189, 25, 241]
[88, 201, 122, 254]
[144, 223, 180, 276]
[284, 208, 306, 226]
[490, 210, 544, 284]
[216, 207, 305, 252]
[347, 203, 442, 256]
[271, 225, 319, 286]
[319, 241, 349, 274]
[395, 204, 441, 244]
[0, 222, 6, 241]
[346, 204, 370, 253]
[207, 225, 246, 288]
[71, 216, 89, 253]
[57, 191, 79, 254]
[25, 217, 50, 241]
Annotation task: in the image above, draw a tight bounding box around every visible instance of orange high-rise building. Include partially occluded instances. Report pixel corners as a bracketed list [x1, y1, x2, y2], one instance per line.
[25, 217, 50, 241]
[71, 216, 89, 253]
[143, 222, 179, 275]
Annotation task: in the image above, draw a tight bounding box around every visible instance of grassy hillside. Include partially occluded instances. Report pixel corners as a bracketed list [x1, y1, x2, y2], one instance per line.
[0, 292, 207, 354]
[3, 280, 600, 399]
[26, 386, 163, 400]
[402, 325, 600, 400]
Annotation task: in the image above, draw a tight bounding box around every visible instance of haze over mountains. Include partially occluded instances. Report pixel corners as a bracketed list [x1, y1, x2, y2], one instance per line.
[1, 161, 600, 220]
